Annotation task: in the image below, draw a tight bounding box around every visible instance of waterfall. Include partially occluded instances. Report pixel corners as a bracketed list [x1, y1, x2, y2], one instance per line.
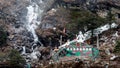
[25, 0, 55, 45]
[24, 0, 55, 60]
[26, 0, 44, 43]
[22, 46, 26, 55]
[24, 0, 45, 60]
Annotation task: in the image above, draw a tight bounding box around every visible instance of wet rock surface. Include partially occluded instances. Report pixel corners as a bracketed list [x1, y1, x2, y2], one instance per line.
[0, 0, 120, 67]
[0, 0, 56, 62]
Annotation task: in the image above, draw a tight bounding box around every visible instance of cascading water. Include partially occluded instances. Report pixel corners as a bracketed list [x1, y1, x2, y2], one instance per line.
[20, 0, 55, 60]
[22, 46, 26, 55]
[26, 0, 44, 43]
[20, 0, 45, 60]
[25, 0, 55, 45]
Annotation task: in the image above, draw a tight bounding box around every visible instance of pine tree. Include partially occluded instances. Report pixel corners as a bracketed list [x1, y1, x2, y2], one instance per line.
[0, 27, 7, 46]
[114, 40, 120, 55]
[9, 49, 26, 68]
[66, 10, 107, 42]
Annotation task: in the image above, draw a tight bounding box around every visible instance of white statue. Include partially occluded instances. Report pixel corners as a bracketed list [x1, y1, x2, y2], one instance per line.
[76, 31, 85, 42]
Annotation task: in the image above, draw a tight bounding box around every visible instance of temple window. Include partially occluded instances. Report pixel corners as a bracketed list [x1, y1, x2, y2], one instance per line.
[67, 48, 69, 50]
[83, 48, 85, 51]
[80, 48, 82, 51]
[89, 48, 92, 51]
[77, 48, 79, 50]
[70, 48, 72, 51]
[86, 48, 88, 51]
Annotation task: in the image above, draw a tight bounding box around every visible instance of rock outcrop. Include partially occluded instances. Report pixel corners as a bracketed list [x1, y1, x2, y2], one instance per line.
[0, 0, 120, 66]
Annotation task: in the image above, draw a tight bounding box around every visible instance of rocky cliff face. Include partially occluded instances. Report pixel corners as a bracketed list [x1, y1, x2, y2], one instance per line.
[0, 0, 120, 64]
[0, 0, 56, 62]
[53, 0, 120, 8]
[1, 0, 120, 48]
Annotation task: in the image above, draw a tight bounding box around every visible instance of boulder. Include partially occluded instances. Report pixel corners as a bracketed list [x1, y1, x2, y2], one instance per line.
[8, 35, 14, 40]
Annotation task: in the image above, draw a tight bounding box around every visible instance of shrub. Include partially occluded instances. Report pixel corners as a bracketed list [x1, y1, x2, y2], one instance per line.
[0, 27, 7, 46]
[66, 10, 107, 40]
[9, 49, 26, 68]
[114, 40, 120, 54]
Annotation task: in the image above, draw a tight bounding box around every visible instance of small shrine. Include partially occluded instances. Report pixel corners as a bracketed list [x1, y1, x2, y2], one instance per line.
[52, 39, 99, 61]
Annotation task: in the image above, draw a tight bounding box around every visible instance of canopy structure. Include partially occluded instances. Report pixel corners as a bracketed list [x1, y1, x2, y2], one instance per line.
[52, 40, 99, 61]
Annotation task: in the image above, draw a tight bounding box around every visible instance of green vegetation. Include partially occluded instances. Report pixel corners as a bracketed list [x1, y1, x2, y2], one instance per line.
[0, 27, 7, 46]
[66, 10, 108, 41]
[106, 10, 116, 33]
[114, 40, 120, 55]
[9, 49, 26, 68]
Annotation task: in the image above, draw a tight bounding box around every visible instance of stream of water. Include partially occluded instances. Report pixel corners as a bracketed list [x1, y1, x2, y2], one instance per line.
[26, 0, 44, 43]
[21, 0, 55, 60]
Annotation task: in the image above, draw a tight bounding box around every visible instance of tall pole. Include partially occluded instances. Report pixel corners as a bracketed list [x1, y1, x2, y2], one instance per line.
[97, 34, 99, 49]
[60, 35, 62, 46]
